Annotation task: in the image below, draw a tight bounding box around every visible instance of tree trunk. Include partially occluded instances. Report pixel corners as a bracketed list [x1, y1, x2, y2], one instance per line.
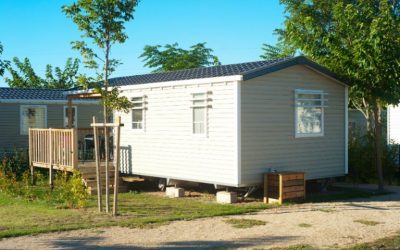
[365, 111, 372, 133]
[373, 102, 384, 191]
[103, 40, 110, 213]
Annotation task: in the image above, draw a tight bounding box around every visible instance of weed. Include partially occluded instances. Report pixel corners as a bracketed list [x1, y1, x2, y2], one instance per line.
[298, 223, 312, 228]
[353, 219, 381, 226]
[224, 218, 267, 228]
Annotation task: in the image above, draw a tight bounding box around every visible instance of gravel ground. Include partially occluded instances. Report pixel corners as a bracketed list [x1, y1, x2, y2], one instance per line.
[1, 184, 399, 250]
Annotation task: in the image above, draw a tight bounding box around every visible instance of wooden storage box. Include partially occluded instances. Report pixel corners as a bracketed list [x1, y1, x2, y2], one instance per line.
[263, 172, 305, 204]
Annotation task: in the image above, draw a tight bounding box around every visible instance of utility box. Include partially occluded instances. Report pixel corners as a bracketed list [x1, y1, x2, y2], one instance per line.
[216, 191, 238, 204]
[166, 187, 185, 198]
[263, 172, 305, 204]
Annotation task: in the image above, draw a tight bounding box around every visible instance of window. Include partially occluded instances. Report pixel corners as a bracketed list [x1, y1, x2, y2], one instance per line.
[20, 105, 47, 135]
[132, 96, 145, 130]
[63, 106, 77, 128]
[295, 89, 327, 137]
[191, 92, 210, 135]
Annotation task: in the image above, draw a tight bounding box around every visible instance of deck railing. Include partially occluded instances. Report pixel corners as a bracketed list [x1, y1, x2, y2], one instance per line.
[29, 127, 113, 170]
[29, 128, 78, 170]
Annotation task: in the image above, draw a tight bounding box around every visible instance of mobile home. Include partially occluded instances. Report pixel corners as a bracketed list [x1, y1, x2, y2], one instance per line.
[0, 87, 102, 150]
[112, 56, 349, 187]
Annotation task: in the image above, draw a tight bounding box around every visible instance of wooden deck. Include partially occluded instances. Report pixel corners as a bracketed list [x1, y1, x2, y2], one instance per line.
[29, 128, 128, 194]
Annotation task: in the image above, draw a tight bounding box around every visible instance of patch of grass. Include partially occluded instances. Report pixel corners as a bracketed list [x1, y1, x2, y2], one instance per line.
[353, 219, 381, 226]
[305, 186, 391, 203]
[224, 218, 267, 228]
[272, 232, 400, 250]
[346, 231, 400, 250]
[0, 191, 270, 238]
[297, 223, 312, 228]
[270, 244, 318, 250]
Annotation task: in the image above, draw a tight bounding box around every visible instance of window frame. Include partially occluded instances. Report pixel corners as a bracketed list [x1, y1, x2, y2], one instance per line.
[131, 95, 146, 131]
[294, 89, 326, 138]
[20, 105, 48, 135]
[63, 105, 78, 128]
[190, 91, 210, 136]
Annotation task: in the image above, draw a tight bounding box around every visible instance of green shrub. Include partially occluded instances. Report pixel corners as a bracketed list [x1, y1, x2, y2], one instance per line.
[0, 148, 29, 179]
[53, 171, 89, 208]
[0, 167, 89, 208]
[348, 132, 399, 184]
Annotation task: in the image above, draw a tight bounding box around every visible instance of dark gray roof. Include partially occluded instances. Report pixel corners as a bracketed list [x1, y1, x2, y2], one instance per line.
[109, 56, 346, 87]
[0, 57, 346, 100]
[0, 88, 66, 100]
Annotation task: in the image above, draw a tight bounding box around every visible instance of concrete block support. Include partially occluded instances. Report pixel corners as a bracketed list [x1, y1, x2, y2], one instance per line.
[216, 191, 237, 204]
[166, 187, 185, 198]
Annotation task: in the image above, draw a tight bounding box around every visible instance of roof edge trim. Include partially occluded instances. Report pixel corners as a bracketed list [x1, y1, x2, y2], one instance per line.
[0, 99, 100, 105]
[242, 56, 349, 86]
[117, 74, 243, 90]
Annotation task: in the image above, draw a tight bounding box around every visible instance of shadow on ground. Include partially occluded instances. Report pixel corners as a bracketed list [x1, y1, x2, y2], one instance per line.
[49, 235, 299, 249]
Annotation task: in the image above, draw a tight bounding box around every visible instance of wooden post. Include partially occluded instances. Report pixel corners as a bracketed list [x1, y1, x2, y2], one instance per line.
[93, 116, 102, 212]
[49, 129, 53, 189]
[278, 174, 283, 205]
[263, 173, 268, 204]
[29, 129, 34, 185]
[67, 95, 73, 129]
[303, 173, 306, 200]
[71, 128, 78, 169]
[112, 116, 122, 216]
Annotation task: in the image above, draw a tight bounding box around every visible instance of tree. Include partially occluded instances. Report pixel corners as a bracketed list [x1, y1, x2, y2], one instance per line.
[5, 57, 80, 89]
[140, 42, 220, 72]
[63, 0, 139, 214]
[0, 42, 10, 77]
[45, 58, 80, 89]
[260, 43, 294, 60]
[276, 0, 400, 191]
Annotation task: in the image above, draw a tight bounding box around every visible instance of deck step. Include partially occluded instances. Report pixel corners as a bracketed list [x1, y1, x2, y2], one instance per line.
[80, 171, 115, 176]
[77, 161, 129, 195]
[86, 181, 129, 195]
[87, 187, 129, 195]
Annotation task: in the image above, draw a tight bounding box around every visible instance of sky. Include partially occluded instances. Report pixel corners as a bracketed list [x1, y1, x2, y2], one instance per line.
[0, 0, 286, 87]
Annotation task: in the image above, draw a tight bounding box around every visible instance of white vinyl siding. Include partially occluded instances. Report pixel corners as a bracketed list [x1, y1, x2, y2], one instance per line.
[116, 82, 237, 186]
[241, 65, 346, 185]
[63, 106, 77, 128]
[20, 105, 47, 135]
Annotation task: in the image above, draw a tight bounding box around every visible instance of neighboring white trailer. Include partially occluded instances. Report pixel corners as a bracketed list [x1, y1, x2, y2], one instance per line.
[388, 105, 400, 144]
[114, 56, 349, 187]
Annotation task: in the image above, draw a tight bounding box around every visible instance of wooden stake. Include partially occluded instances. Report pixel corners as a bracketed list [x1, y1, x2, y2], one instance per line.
[112, 116, 122, 216]
[104, 124, 110, 213]
[93, 116, 102, 212]
[29, 129, 35, 185]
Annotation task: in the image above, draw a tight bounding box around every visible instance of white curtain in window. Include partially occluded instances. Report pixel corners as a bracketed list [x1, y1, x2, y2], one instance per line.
[21, 106, 46, 135]
[192, 93, 206, 134]
[131, 97, 144, 129]
[297, 107, 322, 134]
[193, 107, 205, 134]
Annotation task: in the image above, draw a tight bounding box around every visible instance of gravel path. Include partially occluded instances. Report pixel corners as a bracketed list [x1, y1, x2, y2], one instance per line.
[1, 184, 399, 250]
